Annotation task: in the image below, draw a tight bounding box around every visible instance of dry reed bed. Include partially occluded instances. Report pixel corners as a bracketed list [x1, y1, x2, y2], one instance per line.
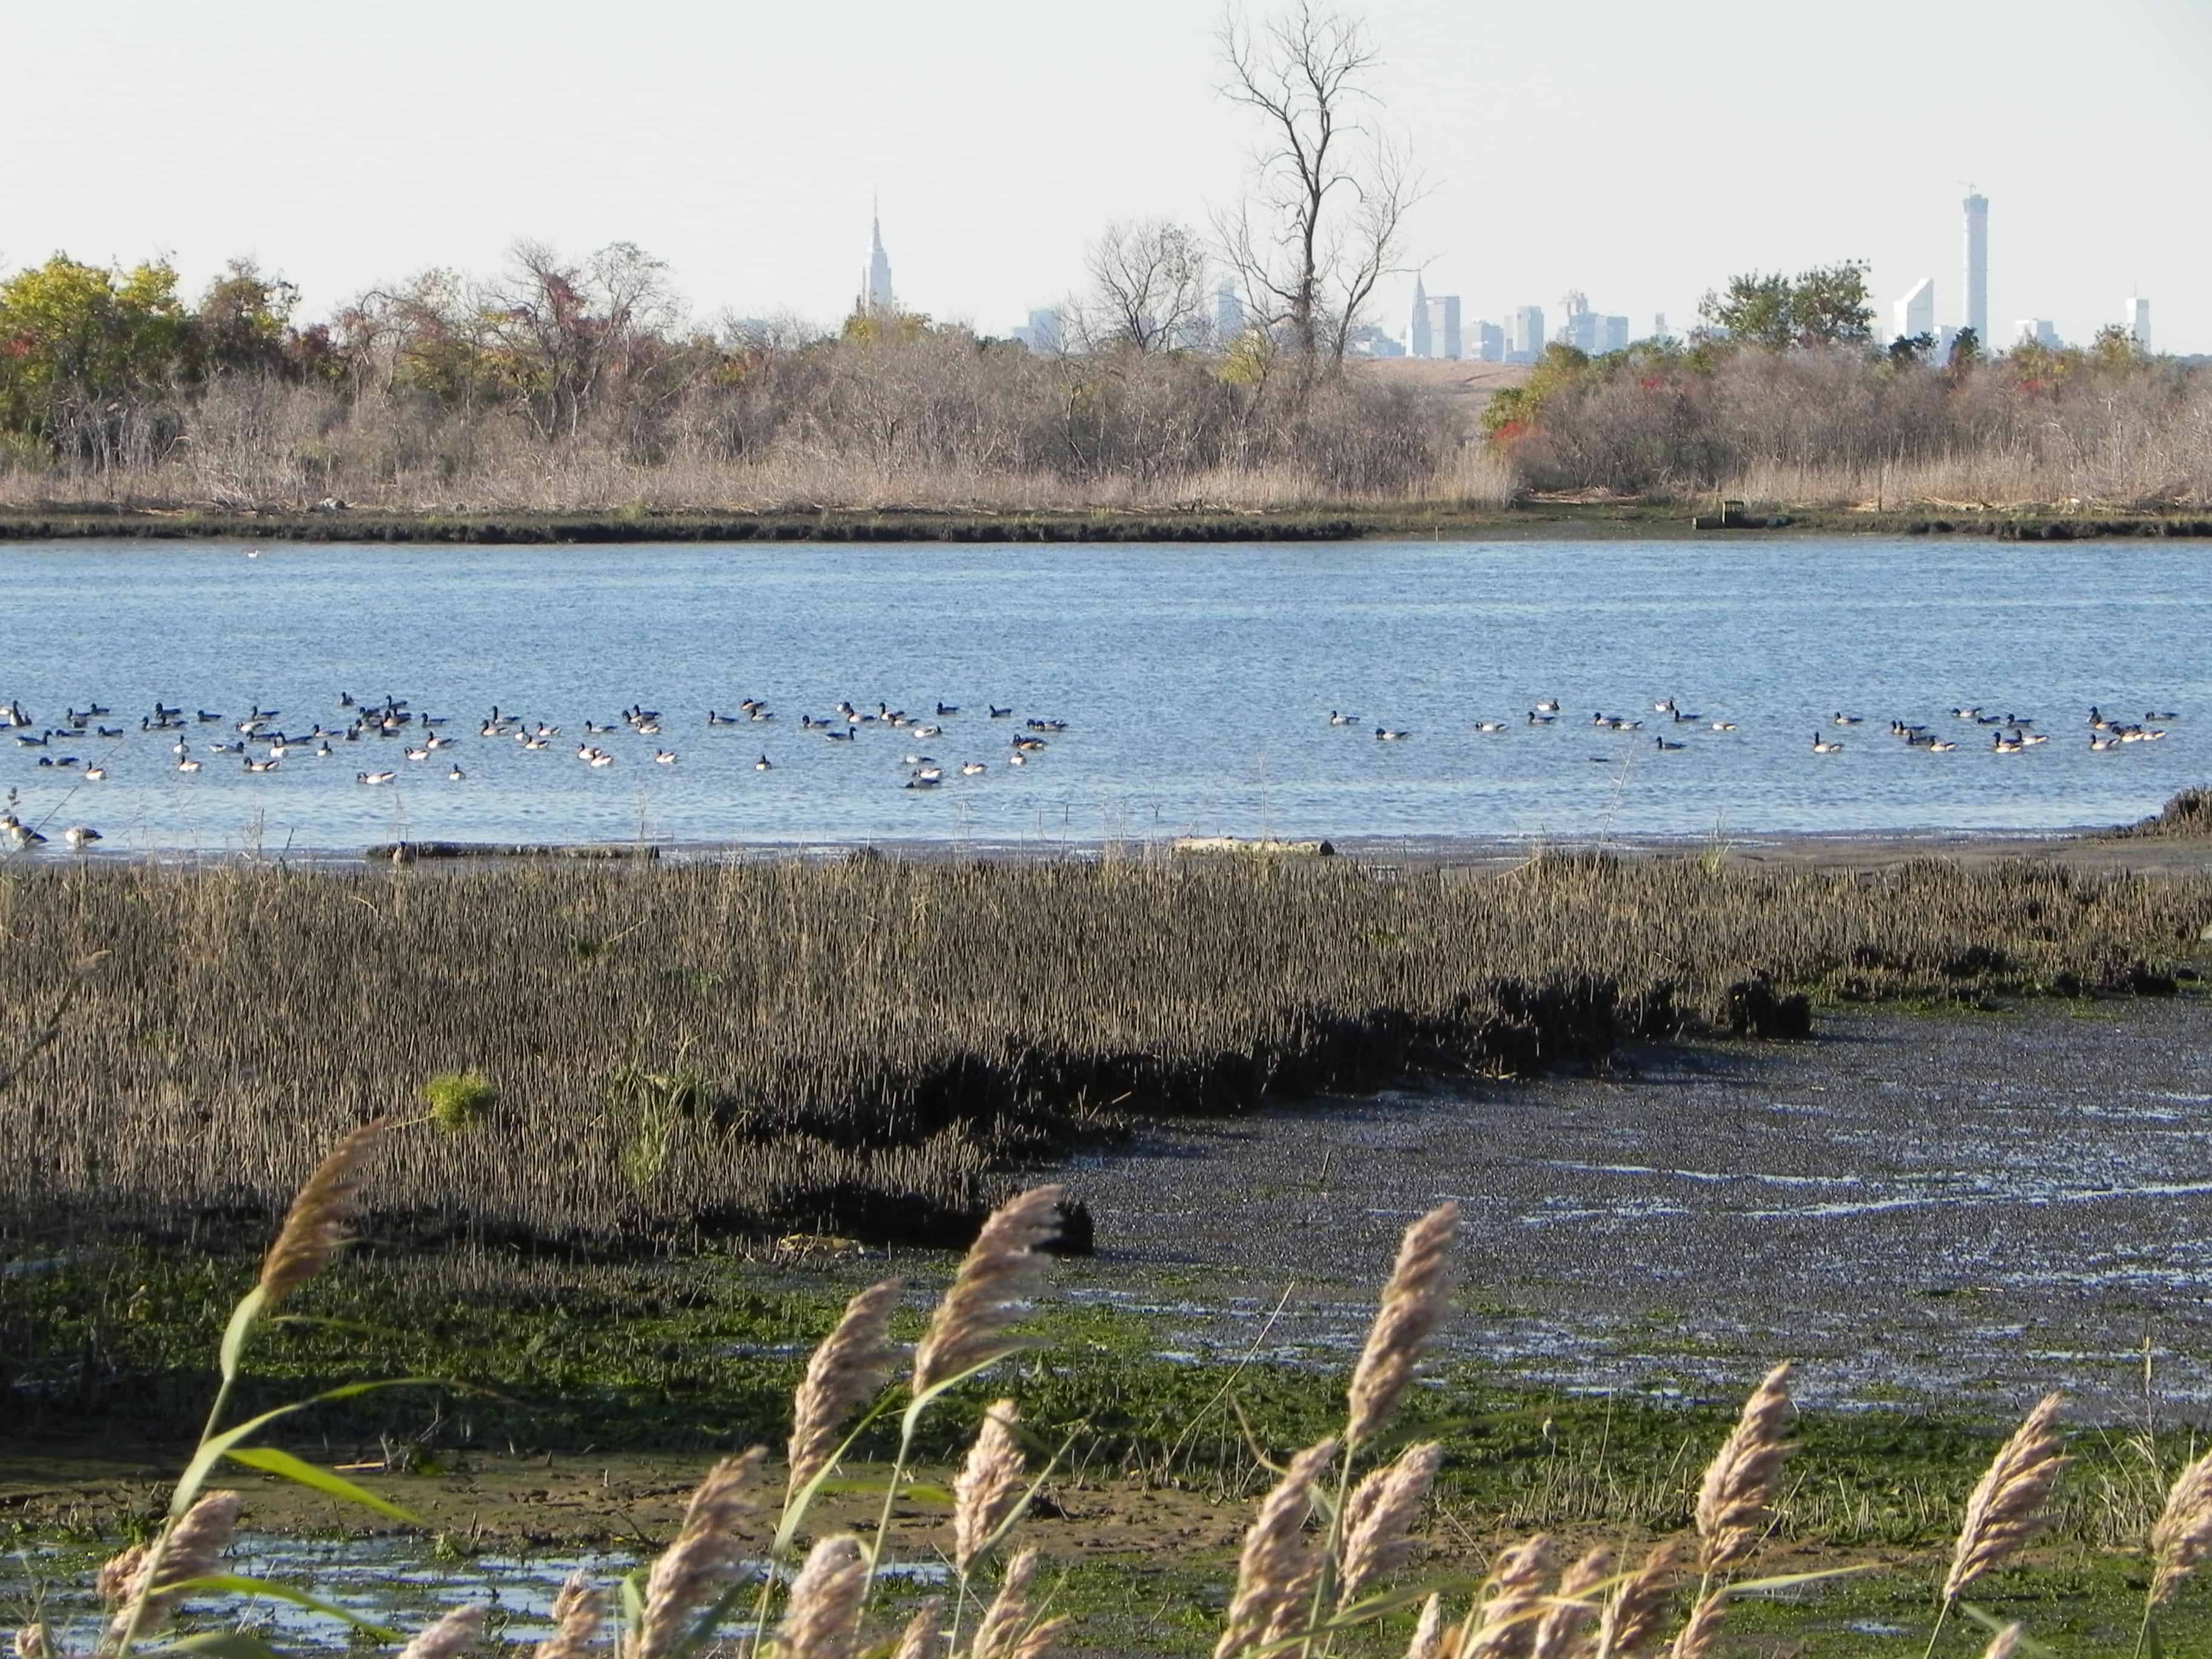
[2, 854, 2207, 1251]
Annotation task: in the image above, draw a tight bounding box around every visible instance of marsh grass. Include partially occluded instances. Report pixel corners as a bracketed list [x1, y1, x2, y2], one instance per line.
[1, 854, 2206, 1255]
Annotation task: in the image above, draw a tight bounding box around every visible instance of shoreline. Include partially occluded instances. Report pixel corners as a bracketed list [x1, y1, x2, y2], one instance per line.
[4, 501, 2212, 544]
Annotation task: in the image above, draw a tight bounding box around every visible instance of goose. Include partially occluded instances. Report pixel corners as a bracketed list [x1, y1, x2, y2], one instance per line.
[2089, 734, 2118, 751]
[177, 757, 202, 773]
[424, 732, 451, 749]
[911, 722, 942, 739]
[358, 769, 395, 784]
[823, 727, 856, 742]
[1811, 733, 1845, 754]
[577, 743, 603, 762]
[1007, 751, 1028, 766]
[1012, 735, 1048, 751]
[12, 732, 46, 747]
[706, 709, 734, 726]
[151, 702, 179, 720]
[1534, 699, 1561, 713]
[1671, 708, 1703, 723]
[637, 720, 663, 734]
[95, 725, 124, 739]
[654, 749, 677, 764]
[1832, 712, 1863, 726]
[244, 757, 279, 773]
[1609, 717, 1644, 731]
[989, 705, 1013, 719]
[61, 824, 99, 848]
[8, 826, 45, 847]
[756, 754, 773, 771]
[747, 706, 774, 723]
[960, 761, 988, 776]
[2006, 714, 2034, 728]
[197, 709, 223, 723]
[340, 692, 356, 708]
[936, 701, 960, 716]
[84, 765, 106, 780]
[404, 745, 431, 762]
[1709, 721, 1738, 732]
[209, 741, 244, 755]
[1526, 711, 1557, 725]
[315, 741, 333, 758]
[588, 751, 614, 768]
[1975, 712, 2005, 726]
[171, 737, 190, 756]
[904, 773, 941, 789]
[1654, 699, 1677, 713]
[2020, 731, 2048, 746]
[902, 753, 937, 766]
[1027, 718, 1069, 732]
[521, 736, 550, 751]
[250, 705, 280, 722]
[1590, 712, 1612, 726]
[1990, 731, 2025, 752]
[447, 764, 466, 780]
[1953, 706, 1982, 720]
[1654, 736, 1685, 751]
[912, 765, 943, 782]
[1374, 727, 1410, 742]
[1474, 720, 1508, 734]
[2148, 709, 2179, 723]
[1928, 740, 1957, 752]
[1328, 711, 1357, 726]
[2142, 728, 2170, 742]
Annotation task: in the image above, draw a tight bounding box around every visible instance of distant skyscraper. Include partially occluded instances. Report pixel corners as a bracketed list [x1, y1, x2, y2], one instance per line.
[1893, 277, 1935, 343]
[2124, 294, 2151, 350]
[1406, 275, 1433, 358]
[1652, 312, 1667, 341]
[1012, 309, 1064, 353]
[1429, 293, 1462, 360]
[1962, 192, 1988, 344]
[1475, 321, 1505, 362]
[1598, 315, 1629, 354]
[2012, 318, 2062, 349]
[857, 200, 895, 315]
[1215, 284, 1246, 344]
[1510, 306, 1546, 361]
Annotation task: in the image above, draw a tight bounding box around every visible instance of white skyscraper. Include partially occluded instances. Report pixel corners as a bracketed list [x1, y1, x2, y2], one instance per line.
[2125, 294, 2151, 351]
[1962, 193, 1988, 344]
[857, 201, 895, 315]
[1429, 293, 1461, 360]
[1510, 306, 1546, 362]
[2012, 319, 2062, 349]
[1406, 275, 1433, 358]
[1892, 277, 1935, 343]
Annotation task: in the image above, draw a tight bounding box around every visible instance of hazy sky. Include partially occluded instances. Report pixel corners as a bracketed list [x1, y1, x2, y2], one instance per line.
[9, 0, 2210, 352]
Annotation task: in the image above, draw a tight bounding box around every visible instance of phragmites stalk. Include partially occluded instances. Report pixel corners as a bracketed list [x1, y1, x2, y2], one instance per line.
[1461, 1533, 1553, 1659]
[2149, 1449, 2212, 1606]
[1404, 1594, 1444, 1659]
[1664, 1592, 1726, 1659]
[890, 1601, 942, 1659]
[1692, 1361, 1794, 1576]
[532, 1570, 603, 1659]
[775, 1534, 868, 1659]
[628, 1449, 765, 1659]
[953, 1399, 1030, 1573]
[913, 1186, 1065, 1396]
[787, 1278, 903, 1496]
[12, 1626, 51, 1659]
[1337, 1441, 1444, 1608]
[1531, 1545, 1613, 1659]
[970, 1547, 1041, 1659]
[258, 1118, 389, 1305]
[97, 1543, 149, 1605]
[109, 1489, 241, 1643]
[1597, 1539, 1680, 1658]
[1215, 1439, 1338, 1659]
[398, 1606, 486, 1659]
[1347, 1202, 1461, 1447]
[1943, 1392, 2068, 1601]
[1980, 1624, 2023, 1659]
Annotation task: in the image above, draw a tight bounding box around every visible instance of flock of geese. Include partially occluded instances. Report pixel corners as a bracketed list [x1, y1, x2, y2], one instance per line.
[0, 689, 1081, 850]
[1326, 696, 2183, 763]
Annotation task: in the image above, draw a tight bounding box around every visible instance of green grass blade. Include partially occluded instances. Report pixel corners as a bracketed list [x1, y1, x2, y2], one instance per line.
[149, 1634, 289, 1659]
[153, 1575, 401, 1641]
[222, 1447, 423, 1523]
[169, 1378, 442, 1518]
[217, 1286, 267, 1387]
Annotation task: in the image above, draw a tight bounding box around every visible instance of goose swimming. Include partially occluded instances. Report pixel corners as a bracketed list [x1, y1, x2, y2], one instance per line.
[1811, 733, 1845, 754]
[358, 770, 395, 784]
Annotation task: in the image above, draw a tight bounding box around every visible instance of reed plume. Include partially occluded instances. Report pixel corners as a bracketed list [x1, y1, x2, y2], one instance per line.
[970, 1547, 1041, 1659]
[2149, 1449, 2212, 1606]
[1461, 1533, 1553, 1659]
[1531, 1545, 1612, 1659]
[1980, 1625, 2022, 1659]
[1404, 1594, 1444, 1659]
[1664, 1592, 1726, 1659]
[890, 1601, 942, 1659]
[258, 1118, 389, 1305]
[398, 1606, 486, 1659]
[96, 1543, 148, 1604]
[1943, 1392, 2068, 1600]
[108, 1489, 240, 1643]
[775, 1534, 868, 1659]
[1692, 1360, 1794, 1576]
[12, 1626, 50, 1659]
[1596, 1540, 1678, 1658]
[788, 1278, 903, 1495]
[913, 1185, 1064, 1396]
[1347, 1202, 1460, 1447]
[953, 1399, 1029, 1572]
[628, 1449, 765, 1659]
[1337, 1441, 1443, 1607]
[532, 1570, 603, 1659]
[1215, 1439, 1338, 1659]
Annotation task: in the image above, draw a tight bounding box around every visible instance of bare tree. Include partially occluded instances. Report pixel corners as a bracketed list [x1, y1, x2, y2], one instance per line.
[1079, 219, 1210, 353]
[1215, 2, 1415, 369]
[479, 241, 681, 441]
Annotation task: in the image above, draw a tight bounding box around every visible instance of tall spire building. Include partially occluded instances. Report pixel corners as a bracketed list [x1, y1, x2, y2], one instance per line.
[857, 198, 896, 315]
[1962, 192, 1988, 344]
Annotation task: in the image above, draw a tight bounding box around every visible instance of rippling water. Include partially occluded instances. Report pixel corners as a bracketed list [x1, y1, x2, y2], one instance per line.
[0, 535, 2202, 853]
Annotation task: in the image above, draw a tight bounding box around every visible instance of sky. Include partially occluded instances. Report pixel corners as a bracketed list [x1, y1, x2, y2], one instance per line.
[7, 0, 2210, 353]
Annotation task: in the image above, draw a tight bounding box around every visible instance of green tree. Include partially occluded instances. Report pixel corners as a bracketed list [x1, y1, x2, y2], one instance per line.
[1697, 271, 1795, 350]
[195, 258, 300, 377]
[1888, 331, 1937, 367]
[1698, 262, 1872, 350]
[1946, 326, 1982, 372]
[0, 253, 188, 442]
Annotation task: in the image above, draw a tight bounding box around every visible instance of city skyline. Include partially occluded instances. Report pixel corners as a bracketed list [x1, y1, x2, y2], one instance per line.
[8, 0, 2210, 354]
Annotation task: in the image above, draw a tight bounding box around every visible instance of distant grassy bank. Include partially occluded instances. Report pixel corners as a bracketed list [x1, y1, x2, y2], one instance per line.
[5, 502, 2212, 544]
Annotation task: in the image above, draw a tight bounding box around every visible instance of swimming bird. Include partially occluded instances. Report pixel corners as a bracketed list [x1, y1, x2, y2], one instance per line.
[448, 764, 466, 780]
[654, 749, 677, 764]
[756, 754, 773, 770]
[177, 757, 201, 773]
[1534, 699, 1561, 713]
[358, 770, 395, 784]
[1928, 740, 1957, 752]
[404, 745, 431, 762]
[904, 773, 941, 789]
[96, 725, 123, 738]
[244, 757, 279, 773]
[521, 736, 550, 751]
[960, 761, 987, 776]
[1526, 711, 1556, 725]
[1655, 736, 1684, 751]
[912, 723, 942, 739]
[989, 705, 1013, 719]
[823, 727, 855, 742]
[61, 825, 102, 850]
[1475, 720, 1508, 734]
[1375, 727, 1410, 742]
[1709, 721, 1738, 732]
[2148, 709, 2179, 722]
[1008, 752, 1027, 766]
[1328, 711, 1357, 726]
[84, 766, 106, 780]
[2089, 734, 2117, 751]
[588, 751, 614, 768]
[1832, 712, 1863, 726]
[13, 732, 46, 746]
[197, 710, 223, 723]
[936, 701, 960, 716]
[911, 765, 943, 782]
[1811, 733, 1845, 753]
